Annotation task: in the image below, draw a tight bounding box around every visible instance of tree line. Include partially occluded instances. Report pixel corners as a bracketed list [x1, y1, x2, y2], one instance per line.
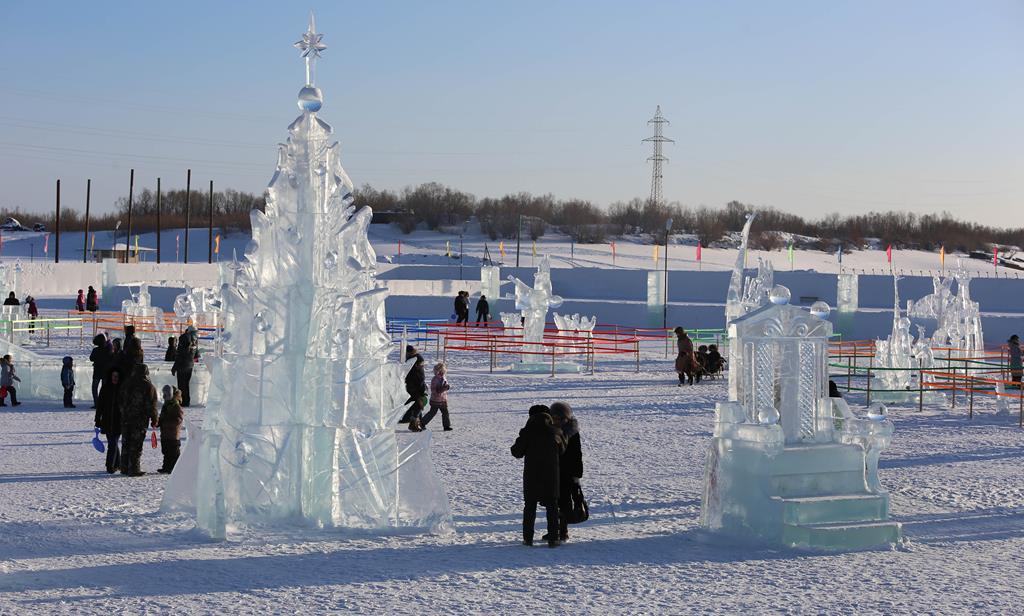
[2, 181, 1017, 253]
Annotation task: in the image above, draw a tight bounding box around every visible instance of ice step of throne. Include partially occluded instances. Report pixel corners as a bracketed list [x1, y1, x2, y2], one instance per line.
[770, 445, 901, 549]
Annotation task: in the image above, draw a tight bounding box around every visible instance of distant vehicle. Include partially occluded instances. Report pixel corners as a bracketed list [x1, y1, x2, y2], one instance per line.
[0, 218, 25, 231]
[32, 223, 45, 232]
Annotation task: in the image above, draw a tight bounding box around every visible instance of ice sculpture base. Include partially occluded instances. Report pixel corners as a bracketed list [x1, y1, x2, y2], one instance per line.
[701, 402, 902, 551]
[867, 382, 947, 406]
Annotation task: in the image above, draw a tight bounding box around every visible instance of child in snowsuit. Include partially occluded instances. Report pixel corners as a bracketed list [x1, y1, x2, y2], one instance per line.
[157, 385, 184, 474]
[118, 363, 158, 476]
[164, 336, 177, 362]
[0, 355, 22, 406]
[61, 356, 76, 408]
[421, 362, 452, 431]
[511, 404, 566, 548]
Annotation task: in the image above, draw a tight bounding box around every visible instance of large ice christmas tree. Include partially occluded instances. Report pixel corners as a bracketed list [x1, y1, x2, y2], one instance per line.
[164, 16, 451, 538]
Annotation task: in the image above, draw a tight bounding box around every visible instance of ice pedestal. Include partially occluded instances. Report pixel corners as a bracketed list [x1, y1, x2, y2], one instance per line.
[480, 265, 501, 300]
[702, 290, 901, 550]
[837, 273, 859, 313]
[646, 270, 665, 306]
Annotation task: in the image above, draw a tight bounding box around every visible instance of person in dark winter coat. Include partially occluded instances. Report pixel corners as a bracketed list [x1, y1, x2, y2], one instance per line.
[75, 289, 86, 312]
[705, 344, 725, 377]
[674, 327, 698, 386]
[25, 296, 38, 333]
[401, 346, 428, 431]
[94, 368, 123, 473]
[511, 404, 565, 547]
[1008, 334, 1022, 386]
[171, 326, 200, 407]
[3, 292, 19, 306]
[157, 385, 184, 473]
[89, 334, 113, 408]
[695, 345, 709, 379]
[475, 295, 490, 326]
[164, 336, 177, 362]
[85, 286, 99, 312]
[60, 356, 76, 408]
[549, 401, 583, 542]
[453, 291, 470, 324]
[119, 357, 158, 476]
[123, 325, 138, 352]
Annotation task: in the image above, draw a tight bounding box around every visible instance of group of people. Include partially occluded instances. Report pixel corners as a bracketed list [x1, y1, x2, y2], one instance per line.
[673, 327, 725, 386]
[89, 325, 200, 476]
[453, 291, 490, 326]
[510, 401, 583, 548]
[400, 345, 453, 432]
[74, 286, 100, 312]
[3, 293, 39, 331]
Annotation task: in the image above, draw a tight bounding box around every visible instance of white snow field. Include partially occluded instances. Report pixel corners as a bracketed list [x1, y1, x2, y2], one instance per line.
[2, 352, 1023, 614]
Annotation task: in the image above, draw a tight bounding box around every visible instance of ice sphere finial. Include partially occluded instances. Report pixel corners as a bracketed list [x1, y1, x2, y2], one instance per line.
[809, 300, 830, 319]
[768, 285, 791, 305]
[294, 13, 326, 111]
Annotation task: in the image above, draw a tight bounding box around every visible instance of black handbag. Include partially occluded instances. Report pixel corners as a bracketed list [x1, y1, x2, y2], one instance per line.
[565, 483, 590, 524]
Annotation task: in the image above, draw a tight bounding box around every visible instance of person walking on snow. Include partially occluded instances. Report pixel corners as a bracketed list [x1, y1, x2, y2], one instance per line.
[60, 356, 76, 408]
[89, 334, 113, 408]
[118, 348, 158, 476]
[157, 386, 184, 474]
[421, 362, 452, 431]
[400, 346, 428, 431]
[549, 401, 583, 543]
[94, 368, 123, 473]
[25, 296, 38, 333]
[0, 354, 22, 406]
[1009, 334, 1022, 386]
[475, 295, 490, 326]
[86, 286, 99, 312]
[171, 326, 200, 407]
[511, 404, 565, 548]
[75, 289, 86, 312]
[454, 291, 470, 324]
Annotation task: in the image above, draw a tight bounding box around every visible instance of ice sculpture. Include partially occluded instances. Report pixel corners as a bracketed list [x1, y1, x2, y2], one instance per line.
[173, 285, 223, 329]
[499, 312, 520, 331]
[0, 261, 21, 299]
[702, 287, 901, 549]
[508, 256, 563, 358]
[121, 284, 165, 341]
[871, 276, 914, 397]
[836, 272, 858, 313]
[480, 265, 501, 300]
[908, 261, 984, 354]
[725, 215, 773, 324]
[162, 16, 451, 538]
[646, 270, 665, 306]
[553, 312, 596, 335]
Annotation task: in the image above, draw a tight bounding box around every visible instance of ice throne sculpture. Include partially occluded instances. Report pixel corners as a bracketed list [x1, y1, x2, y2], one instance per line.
[725, 214, 773, 324]
[161, 16, 451, 538]
[702, 285, 901, 549]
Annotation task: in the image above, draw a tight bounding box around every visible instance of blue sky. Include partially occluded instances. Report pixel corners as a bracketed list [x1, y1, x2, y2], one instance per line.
[0, 0, 1020, 225]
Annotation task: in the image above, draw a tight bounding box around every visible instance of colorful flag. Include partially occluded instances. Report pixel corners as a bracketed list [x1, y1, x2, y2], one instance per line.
[397, 239, 401, 257]
[653, 244, 659, 265]
[445, 240, 451, 257]
[214, 234, 221, 254]
[91, 234, 95, 251]
[788, 243, 794, 268]
[886, 244, 892, 263]
[498, 241, 505, 258]
[176, 234, 180, 262]
[134, 234, 139, 254]
[610, 241, 616, 265]
[43, 233, 49, 255]
[696, 243, 701, 262]
[940, 246, 945, 269]
[994, 246, 999, 267]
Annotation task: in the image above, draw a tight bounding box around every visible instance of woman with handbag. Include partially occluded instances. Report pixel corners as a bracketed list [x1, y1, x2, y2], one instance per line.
[549, 401, 586, 542]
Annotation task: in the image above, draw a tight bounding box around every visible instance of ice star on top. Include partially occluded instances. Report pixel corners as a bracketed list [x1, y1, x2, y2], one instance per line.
[294, 15, 327, 59]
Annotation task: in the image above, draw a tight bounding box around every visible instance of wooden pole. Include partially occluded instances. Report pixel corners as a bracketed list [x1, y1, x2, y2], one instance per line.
[82, 179, 91, 263]
[208, 180, 214, 264]
[54, 179, 61, 263]
[126, 169, 134, 264]
[156, 178, 162, 264]
[184, 168, 191, 263]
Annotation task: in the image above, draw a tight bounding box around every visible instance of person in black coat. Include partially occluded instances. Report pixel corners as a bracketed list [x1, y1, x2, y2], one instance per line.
[171, 326, 200, 406]
[3, 292, 19, 306]
[86, 286, 99, 312]
[164, 336, 177, 362]
[400, 346, 428, 430]
[94, 368, 123, 473]
[475, 295, 490, 326]
[511, 404, 565, 547]
[88, 334, 113, 409]
[550, 401, 583, 542]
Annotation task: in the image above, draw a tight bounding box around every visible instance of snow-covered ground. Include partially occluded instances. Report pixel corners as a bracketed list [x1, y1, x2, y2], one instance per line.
[1, 352, 1022, 614]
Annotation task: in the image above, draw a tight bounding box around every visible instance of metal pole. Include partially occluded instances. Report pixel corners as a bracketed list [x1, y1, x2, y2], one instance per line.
[83, 179, 91, 263]
[918, 359, 924, 412]
[515, 213, 522, 268]
[208, 180, 214, 264]
[662, 227, 669, 329]
[126, 169, 134, 263]
[54, 179, 61, 263]
[459, 230, 464, 280]
[156, 178, 161, 264]
[184, 168, 191, 263]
